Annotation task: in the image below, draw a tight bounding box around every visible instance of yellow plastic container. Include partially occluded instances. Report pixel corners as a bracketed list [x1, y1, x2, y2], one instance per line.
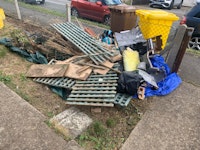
[136, 9, 179, 49]
[0, 8, 5, 29]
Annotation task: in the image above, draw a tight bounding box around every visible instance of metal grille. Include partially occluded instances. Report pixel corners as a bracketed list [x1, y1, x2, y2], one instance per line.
[65, 101, 114, 107]
[66, 71, 118, 107]
[33, 77, 76, 89]
[114, 93, 132, 107]
[51, 22, 117, 65]
[66, 93, 132, 107]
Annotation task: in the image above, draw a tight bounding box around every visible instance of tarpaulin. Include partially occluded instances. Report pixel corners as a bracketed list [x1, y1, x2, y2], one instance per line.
[136, 54, 182, 97]
[0, 38, 48, 64]
[150, 54, 171, 75]
[144, 73, 182, 97]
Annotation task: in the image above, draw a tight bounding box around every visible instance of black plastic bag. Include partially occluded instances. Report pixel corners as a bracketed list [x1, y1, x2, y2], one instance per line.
[117, 71, 143, 95]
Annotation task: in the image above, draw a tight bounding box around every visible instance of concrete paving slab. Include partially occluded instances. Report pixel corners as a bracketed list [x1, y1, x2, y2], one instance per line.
[0, 82, 79, 150]
[179, 53, 200, 86]
[50, 107, 92, 139]
[121, 82, 200, 150]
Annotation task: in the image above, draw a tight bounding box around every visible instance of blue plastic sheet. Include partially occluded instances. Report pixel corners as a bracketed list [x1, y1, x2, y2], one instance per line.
[136, 54, 182, 97]
[145, 73, 182, 97]
[150, 54, 171, 75]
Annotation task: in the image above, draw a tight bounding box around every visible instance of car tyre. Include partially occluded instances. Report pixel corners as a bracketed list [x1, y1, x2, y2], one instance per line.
[168, 0, 174, 10]
[40, 0, 45, 4]
[150, 5, 153, 8]
[71, 8, 79, 17]
[188, 36, 200, 50]
[103, 15, 110, 26]
[177, 0, 183, 9]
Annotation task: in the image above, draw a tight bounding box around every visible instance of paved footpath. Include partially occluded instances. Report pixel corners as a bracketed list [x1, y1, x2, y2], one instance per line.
[121, 81, 200, 150]
[0, 82, 83, 150]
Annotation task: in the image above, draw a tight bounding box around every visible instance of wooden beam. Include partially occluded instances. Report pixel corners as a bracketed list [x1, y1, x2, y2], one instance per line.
[172, 27, 194, 73]
[165, 25, 187, 70]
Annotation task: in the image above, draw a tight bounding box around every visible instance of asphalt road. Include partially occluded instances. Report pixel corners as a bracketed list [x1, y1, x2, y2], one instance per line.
[43, 0, 191, 17]
[0, 0, 191, 22]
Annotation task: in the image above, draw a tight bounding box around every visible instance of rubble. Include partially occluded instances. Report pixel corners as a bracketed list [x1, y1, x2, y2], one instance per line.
[0, 8, 192, 109]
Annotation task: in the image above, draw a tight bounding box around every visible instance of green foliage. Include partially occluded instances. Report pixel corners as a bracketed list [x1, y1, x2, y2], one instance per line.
[47, 111, 54, 118]
[10, 29, 29, 47]
[0, 71, 11, 83]
[91, 121, 107, 137]
[44, 120, 53, 127]
[20, 73, 27, 81]
[77, 121, 117, 150]
[106, 118, 118, 128]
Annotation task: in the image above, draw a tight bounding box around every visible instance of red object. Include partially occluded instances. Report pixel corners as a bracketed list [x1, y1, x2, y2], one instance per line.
[180, 16, 186, 25]
[84, 27, 97, 37]
[71, 0, 121, 23]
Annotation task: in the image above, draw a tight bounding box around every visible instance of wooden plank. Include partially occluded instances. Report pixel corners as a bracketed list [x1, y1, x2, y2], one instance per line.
[166, 25, 187, 70]
[26, 64, 68, 77]
[172, 27, 194, 73]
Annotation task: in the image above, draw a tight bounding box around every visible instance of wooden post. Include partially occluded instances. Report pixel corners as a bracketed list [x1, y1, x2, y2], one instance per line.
[166, 25, 187, 70]
[14, 0, 21, 20]
[66, 2, 71, 22]
[172, 27, 194, 73]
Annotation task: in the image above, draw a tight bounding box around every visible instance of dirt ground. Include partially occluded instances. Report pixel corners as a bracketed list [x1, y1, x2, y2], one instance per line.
[0, 17, 151, 149]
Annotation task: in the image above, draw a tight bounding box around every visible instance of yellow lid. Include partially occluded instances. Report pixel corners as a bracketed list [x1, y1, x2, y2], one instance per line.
[136, 9, 179, 21]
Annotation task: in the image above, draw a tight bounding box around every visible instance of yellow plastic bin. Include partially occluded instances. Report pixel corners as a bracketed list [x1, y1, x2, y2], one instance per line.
[136, 9, 179, 49]
[109, 5, 137, 32]
[0, 8, 5, 29]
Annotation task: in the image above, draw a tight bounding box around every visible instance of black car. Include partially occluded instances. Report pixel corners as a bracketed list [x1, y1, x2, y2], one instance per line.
[21, 0, 45, 4]
[180, 4, 200, 50]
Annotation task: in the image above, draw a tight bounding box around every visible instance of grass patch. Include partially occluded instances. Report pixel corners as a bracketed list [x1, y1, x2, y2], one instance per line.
[91, 121, 107, 137]
[44, 120, 53, 127]
[15, 89, 31, 102]
[20, 73, 28, 81]
[77, 103, 141, 150]
[47, 111, 54, 118]
[0, 71, 11, 83]
[0, 47, 8, 58]
[73, 17, 109, 29]
[186, 48, 200, 57]
[0, 71, 31, 102]
[106, 118, 118, 128]
[77, 121, 117, 150]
